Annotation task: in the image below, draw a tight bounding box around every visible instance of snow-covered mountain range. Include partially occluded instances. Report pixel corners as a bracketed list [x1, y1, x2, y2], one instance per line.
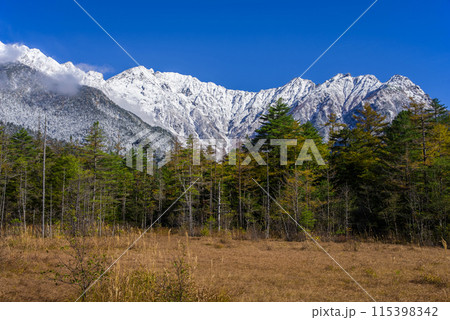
[0, 41, 431, 152]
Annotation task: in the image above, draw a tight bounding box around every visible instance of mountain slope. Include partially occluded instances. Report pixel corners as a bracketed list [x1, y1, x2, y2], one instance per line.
[0, 62, 173, 152]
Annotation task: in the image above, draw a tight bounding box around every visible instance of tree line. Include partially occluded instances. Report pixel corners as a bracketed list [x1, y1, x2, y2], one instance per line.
[0, 98, 448, 244]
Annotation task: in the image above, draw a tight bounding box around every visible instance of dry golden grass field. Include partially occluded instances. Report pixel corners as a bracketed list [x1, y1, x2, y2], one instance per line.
[0, 230, 449, 302]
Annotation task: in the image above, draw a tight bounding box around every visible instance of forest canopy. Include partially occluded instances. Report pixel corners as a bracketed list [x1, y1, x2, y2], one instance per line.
[0, 98, 448, 245]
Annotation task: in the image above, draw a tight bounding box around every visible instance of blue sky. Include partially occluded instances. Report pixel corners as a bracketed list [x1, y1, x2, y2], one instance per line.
[1, 0, 449, 106]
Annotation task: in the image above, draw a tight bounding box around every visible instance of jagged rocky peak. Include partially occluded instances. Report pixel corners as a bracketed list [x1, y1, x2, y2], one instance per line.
[385, 74, 419, 89]
[119, 65, 154, 77]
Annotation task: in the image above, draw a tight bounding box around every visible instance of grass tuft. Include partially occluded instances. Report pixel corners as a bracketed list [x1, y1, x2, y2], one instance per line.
[412, 274, 447, 289]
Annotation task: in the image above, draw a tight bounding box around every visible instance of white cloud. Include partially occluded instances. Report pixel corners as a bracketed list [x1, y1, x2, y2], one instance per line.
[45, 72, 81, 96]
[75, 62, 113, 74]
[0, 42, 81, 95]
[0, 42, 26, 64]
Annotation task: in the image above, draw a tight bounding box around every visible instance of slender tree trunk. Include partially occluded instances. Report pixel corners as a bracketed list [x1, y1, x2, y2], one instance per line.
[327, 168, 331, 236]
[265, 152, 270, 239]
[344, 184, 349, 239]
[122, 196, 127, 223]
[218, 181, 221, 232]
[75, 175, 81, 235]
[188, 165, 193, 235]
[20, 171, 26, 233]
[158, 172, 163, 213]
[0, 177, 7, 236]
[23, 170, 28, 233]
[42, 115, 47, 238]
[238, 147, 242, 227]
[61, 169, 65, 233]
[49, 184, 53, 238]
[294, 166, 299, 234]
[99, 192, 102, 237]
[32, 209, 35, 236]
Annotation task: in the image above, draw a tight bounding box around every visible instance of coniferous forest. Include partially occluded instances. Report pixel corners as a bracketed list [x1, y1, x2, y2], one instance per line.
[0, 98, 448, 245]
